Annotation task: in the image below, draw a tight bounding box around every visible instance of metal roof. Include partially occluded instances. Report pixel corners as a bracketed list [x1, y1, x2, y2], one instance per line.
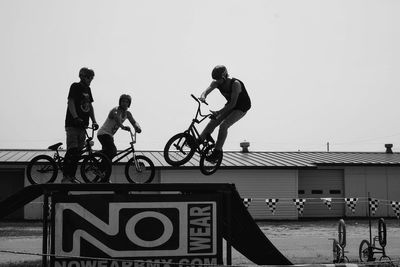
[2, 149, 400, 169]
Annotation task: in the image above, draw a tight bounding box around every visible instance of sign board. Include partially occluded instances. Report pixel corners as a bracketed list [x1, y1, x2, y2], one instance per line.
[51, 194, 222, 267]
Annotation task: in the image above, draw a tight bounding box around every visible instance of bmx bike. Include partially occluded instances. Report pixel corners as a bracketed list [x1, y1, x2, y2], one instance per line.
[26, 127, 111, 184]
[163, 94, 223, 175]
[82, 129, 155, 184]
[330, 219, 349, 263]
[359, 218, 392, 263]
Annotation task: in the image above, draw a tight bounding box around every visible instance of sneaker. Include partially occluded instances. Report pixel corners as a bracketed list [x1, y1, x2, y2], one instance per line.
[206, 149, 222, 163]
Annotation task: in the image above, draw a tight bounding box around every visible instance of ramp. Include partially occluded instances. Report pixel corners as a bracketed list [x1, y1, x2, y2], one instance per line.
[0, 183, 292, 265]
[223, 188, 292, 265]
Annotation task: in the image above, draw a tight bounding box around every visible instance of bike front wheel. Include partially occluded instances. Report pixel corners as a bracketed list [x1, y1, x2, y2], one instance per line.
[125, 155, 155, 184]
[163, 133, 195, 166]
[26, 155, 58, 184]
[80, 152, 112, 183]
[199, 145, 223, 175]
[359, 239, 371, 262]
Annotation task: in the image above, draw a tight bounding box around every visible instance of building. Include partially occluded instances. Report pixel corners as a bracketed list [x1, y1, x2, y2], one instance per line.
[1, 145, 400, 220]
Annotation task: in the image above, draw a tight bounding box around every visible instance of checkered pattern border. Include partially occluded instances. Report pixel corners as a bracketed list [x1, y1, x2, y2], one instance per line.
[265, 199, 279, 214]
[293, 198, 306, 215]
[345, 198, 358, 214]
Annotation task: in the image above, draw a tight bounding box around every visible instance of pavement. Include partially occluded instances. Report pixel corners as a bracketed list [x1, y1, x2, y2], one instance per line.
[1, 219, 400, 266]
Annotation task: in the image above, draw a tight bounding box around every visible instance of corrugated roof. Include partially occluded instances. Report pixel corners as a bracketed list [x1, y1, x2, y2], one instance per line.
[2, 149, 400, 168]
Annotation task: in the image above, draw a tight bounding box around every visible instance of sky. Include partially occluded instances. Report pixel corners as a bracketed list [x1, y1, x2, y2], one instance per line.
[0, 0, 400, 152]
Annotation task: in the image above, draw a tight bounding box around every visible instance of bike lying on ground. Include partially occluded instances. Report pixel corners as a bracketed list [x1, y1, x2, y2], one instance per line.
[26, 127, 111, 184]
[330, 219, 349, 263]
[82, 129, 155, 184]
[359, 218, 392, 263]
[163, 94, 223, 175]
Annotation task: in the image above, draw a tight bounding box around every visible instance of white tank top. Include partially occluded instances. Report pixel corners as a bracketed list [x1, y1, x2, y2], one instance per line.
[97, 107, 127, 136]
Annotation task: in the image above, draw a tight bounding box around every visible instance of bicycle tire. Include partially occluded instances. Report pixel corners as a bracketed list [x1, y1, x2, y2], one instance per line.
[163, 132, 195, 166]
[338, 219, 346, 248]
[332, 239, 340, 263]
[26, 155, 58, 184]
[199, 145, 223, 175]
[359, 239, 371, 262]
[125, 155, 155, 184]
[378, 218, 387, 247]
[80, 152, 111, 183]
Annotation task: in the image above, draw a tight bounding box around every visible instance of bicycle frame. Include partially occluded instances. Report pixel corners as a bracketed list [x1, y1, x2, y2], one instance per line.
[183, 94, 214, 153]
[50, 127, 97, 165]
[109, 130, 144, 171]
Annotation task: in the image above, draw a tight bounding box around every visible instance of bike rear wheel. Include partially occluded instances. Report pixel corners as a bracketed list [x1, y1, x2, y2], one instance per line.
[199, 145, 223, 175]
[164, 132, 195, 166]
[80, 152, 111, 183]
[26, 155, 58, 184]
[338, 219, 346, 248]
[359, 239, 371, 262]
[125, 155, 155, 184]
[332, 239, 340, 263]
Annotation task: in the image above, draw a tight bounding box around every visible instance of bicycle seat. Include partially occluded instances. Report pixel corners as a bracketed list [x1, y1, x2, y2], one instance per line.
[48, 142, 62, 151]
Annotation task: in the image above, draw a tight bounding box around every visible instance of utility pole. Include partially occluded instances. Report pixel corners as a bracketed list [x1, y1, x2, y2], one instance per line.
[327, 142, 330, 152]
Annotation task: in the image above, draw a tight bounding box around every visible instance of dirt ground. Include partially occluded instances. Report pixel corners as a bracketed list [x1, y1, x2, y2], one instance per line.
[0, 219, 400, 265]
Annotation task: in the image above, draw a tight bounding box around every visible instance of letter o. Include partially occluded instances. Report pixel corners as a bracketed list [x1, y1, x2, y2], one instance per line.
[125, 211, 173, 247]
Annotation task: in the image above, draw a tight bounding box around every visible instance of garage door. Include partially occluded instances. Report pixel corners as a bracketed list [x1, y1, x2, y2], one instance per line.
[298, 169, 344, 218]
[0, 168, 24, 219]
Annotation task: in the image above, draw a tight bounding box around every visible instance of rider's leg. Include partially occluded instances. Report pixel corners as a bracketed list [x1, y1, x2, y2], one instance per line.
[98, 134, 117, 160]
[199, 118, 221, 143]
[206, 110, 246, 162]
[215, 110, 246, 151]
[63, 127, 85, 182]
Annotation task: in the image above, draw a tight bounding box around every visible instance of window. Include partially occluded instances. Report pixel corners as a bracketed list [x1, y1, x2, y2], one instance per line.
[329, 190, 341, 194]
[311, 190, 323, 194]
[298, 190, 305, 195]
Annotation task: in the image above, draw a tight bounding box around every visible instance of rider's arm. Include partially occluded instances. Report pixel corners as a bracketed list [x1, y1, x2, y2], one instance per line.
[127, 111, 142, 133]
[67, 98, 79, 118]
[218, 80, 241, 115]
[89, 103, 97, 126]
[199, 81, 218, 101]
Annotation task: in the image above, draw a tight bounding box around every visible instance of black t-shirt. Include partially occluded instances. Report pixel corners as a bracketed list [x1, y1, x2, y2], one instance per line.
[217, 78, 251, 112]
[65, 82, 94, 127]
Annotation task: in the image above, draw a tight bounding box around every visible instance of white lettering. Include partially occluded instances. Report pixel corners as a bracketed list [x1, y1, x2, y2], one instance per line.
[81, 261, 97, 267]
[126, 212, 173, 248]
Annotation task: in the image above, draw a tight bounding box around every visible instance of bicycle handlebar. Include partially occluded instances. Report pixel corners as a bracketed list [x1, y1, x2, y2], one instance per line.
[129, 129, 137, 144]
[191, 94, 208, 106]
[190, 94, 213, 120]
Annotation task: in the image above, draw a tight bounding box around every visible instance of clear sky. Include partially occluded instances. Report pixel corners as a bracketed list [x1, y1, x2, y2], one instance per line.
[0, 0, 399, 152]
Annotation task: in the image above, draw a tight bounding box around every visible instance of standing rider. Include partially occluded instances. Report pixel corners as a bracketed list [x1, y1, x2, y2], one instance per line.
[199, 65, 251, 162]
[63, 67, 98, 183]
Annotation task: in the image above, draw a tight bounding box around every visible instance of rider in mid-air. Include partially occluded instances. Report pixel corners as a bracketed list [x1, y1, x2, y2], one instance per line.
[199, 65, 251, 162]
[97, 94, 142, 164]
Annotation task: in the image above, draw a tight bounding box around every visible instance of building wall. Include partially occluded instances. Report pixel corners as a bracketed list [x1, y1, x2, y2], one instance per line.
[298, 169, 345, 218]
[344, 166, 400, 217]
[161, 169, 299, 220]
[0, 162, 398, 220]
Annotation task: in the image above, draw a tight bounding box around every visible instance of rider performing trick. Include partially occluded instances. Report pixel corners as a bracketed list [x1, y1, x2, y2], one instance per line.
[198, 65, 251, 162]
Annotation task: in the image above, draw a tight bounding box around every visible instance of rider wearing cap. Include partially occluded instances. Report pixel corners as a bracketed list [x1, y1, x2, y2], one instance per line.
[97, 94, 142, 163]
[199, 65, 251, 162]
